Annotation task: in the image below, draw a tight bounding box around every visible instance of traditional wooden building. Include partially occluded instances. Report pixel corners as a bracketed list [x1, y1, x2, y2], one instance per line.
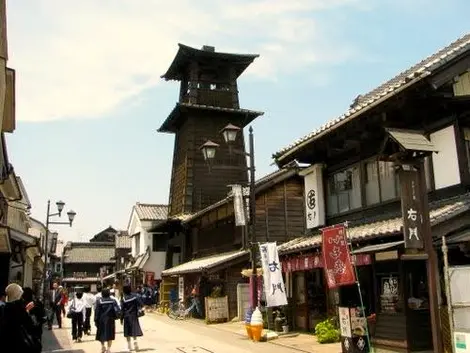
[62, 241, 115, 292]
[89, 226, 117, 243]
[162, 165, 306, 319]
[158, 43, 263, 217]
[274, 33, 470, 353]
[102, 230, 132, 287]
[125, 203, 169, 285]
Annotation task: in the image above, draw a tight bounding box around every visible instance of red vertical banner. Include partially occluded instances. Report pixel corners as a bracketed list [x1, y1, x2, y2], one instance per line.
[145, 271, 155, 286]
[321, 224, 356, 289]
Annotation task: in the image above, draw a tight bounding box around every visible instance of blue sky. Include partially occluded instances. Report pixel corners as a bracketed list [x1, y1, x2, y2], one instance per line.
[4, 0, 470, 241]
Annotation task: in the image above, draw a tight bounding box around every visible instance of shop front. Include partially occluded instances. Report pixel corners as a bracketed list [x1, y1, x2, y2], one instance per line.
[281, 251, 372, 332]
[161, 250, 250, 320]
[337, 239, 432, 353]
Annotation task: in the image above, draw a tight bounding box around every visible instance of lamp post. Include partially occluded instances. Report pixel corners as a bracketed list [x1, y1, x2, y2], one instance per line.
[200, 124, 258, 308]
[42, 200, 76, 304]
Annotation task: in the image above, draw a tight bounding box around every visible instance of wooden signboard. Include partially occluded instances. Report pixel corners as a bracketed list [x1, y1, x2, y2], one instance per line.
[398, 169, 424, 249]
[204, 296, 229, 324]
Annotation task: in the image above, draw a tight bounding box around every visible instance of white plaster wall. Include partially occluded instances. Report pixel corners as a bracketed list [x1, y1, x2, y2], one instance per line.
[128, 210, 144, 257]
[144, 252, 166, 280]
[430, 125, 461, 189]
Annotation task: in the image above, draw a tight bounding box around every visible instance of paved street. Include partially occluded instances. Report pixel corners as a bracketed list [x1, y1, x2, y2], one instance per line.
[42, 314, 308, 353]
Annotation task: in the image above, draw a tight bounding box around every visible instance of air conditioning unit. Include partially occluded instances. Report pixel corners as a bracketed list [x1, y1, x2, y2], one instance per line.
[454, 331, 470, 353]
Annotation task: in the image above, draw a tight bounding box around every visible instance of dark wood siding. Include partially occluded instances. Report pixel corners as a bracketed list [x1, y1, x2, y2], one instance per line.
[168, 112, 249, 217]
[255, 176, 305, 243]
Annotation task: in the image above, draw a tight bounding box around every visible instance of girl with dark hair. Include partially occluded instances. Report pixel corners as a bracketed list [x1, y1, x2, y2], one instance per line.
[120, 285, 143, 352]
[95, 288, 120, 353]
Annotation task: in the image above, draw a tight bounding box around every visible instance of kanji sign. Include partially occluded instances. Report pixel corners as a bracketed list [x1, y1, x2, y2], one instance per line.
[280, 253, 371, 272]
[302, 164, 326, 229]
[259, 242, 287, 307]
[398, 169, 424, 249]
[321, 224, 356, 289]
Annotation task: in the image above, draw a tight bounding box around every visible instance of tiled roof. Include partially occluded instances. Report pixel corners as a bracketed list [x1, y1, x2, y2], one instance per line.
[162, 250, 248, 276]
[115, 230, 131, 249]
[134, 203, 168, 221]
[158, 102, 264, 133]
[161, 43, 259, 81]
[273, 33, 470, 162]
[63, 242, 115, 264]
[278, 193, 470, 255]
[179, 164, 301, 224]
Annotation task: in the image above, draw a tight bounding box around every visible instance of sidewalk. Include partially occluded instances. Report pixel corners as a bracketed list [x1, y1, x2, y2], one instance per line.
[42, 324, 75, 352]
[150, 312, 341, 353]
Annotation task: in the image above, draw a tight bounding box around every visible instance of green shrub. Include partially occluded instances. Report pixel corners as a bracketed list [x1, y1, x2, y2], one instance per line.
[314, 317, 340, 344]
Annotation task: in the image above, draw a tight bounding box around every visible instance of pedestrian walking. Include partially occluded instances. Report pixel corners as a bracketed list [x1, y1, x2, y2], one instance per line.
[83, 286, 95, 335]
[48, 282, 63, 329]
[60, 286, 68, 317]
[120, 285, 143, 352]
[95, 288, 120, 353]
[68, 291, 86, 342]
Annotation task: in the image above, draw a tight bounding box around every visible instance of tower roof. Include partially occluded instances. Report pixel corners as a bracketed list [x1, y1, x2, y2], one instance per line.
[157, 102, 264, 134]
[161, 43, 259, 81]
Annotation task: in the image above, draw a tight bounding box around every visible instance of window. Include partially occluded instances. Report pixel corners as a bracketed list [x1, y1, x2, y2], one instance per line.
[380, 161, 399, 201]
[327, 165, 362, 215]
[364, 161, 380, 206]
[135, 233, 141, 255]
[152, 233, 168, 252]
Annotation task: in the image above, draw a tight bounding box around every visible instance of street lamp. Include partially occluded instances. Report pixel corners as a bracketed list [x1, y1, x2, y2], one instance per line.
[200, 125, 259, 308]
[42, 199, 77, 304]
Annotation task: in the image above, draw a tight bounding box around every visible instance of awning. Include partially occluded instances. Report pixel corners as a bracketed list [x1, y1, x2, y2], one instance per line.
[9, 228, 37, 246]
[352, 240, 404, 255]
[162, 250, 248, 276]
[126, 247, 150, 271]
[437, 228, 470, 245]
[102, 269, 126, 281]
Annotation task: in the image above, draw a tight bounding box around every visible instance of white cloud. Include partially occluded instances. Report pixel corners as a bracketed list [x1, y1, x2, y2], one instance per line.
[6, 0, 365, 122]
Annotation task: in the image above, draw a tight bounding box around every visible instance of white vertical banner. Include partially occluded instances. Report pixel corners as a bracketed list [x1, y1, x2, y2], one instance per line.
[300, 164, 326, 229]
[232, 184, 246, 226]
[178, 276, 184, 300]
[259, 242, 288, 307]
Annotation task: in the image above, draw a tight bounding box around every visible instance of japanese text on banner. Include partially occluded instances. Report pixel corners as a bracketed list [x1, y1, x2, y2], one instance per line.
[258, 242, 288, 307]
[321, 224, 356, 289]
[398, 169, 424, 249]
[231, 184, 246, 226]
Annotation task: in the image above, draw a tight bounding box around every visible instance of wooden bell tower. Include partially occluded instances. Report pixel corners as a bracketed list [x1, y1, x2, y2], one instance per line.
[159, 44, 263, 217]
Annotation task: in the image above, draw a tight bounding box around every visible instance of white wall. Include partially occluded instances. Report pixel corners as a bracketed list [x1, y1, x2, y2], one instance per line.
[430, 125, 461, 189]
[145, 252, 166, 280]
[128, 209, 144, 258]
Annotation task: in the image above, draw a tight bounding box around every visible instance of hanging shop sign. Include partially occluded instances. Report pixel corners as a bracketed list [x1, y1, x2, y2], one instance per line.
[398, 168, 424, 249]
[145, 271, 155, 286]
[321, 224, 356, 289]
[280, 253, 371, 272]
[231, 184, 246, 226]
[259, 242, 288, 307]
[300, 164, 326, 229]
